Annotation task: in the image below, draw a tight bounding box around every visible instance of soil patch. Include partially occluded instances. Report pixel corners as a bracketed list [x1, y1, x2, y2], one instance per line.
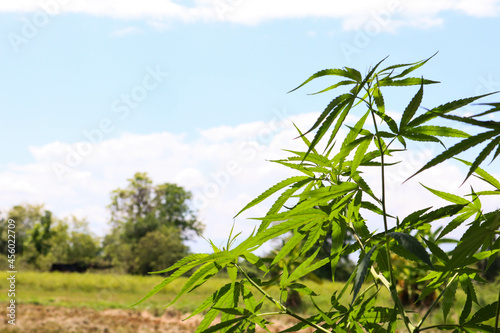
[1, 304, 313, 332]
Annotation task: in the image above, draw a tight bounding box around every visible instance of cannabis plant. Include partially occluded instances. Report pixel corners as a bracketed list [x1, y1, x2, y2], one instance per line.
[136, 54, 500, 332]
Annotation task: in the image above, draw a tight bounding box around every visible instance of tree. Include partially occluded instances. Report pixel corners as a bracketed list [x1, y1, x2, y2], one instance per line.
[44, 220, 71, 263]
[104, 172, 202, 274]
[1, 204, 102, 270]
[102, 231, 133, 273]
[13, 206, 55, 268]
[109, 172, 203, 240]
[64, 217, 101, 264]
[0, 204, 45, 256]
[30, 210, 53, 256]
[131, 226, 188, 275]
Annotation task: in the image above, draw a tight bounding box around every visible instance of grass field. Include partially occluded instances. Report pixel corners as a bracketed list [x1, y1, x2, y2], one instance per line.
[0, 271, 349, 313]
[0, 271, 498, 332]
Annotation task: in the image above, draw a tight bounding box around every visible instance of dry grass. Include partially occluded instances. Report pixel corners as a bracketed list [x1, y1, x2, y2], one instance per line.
[0, 304, 315, 333]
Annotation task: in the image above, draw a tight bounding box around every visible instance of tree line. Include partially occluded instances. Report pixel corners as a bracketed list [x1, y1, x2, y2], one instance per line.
[0, 172, 203, 275]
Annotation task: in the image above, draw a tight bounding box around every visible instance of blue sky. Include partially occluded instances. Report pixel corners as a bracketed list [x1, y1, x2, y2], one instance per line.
[1, 1, 499, 253]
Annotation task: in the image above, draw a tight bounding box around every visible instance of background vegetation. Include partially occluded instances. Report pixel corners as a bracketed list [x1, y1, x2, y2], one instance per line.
[0, 172, 204, 275]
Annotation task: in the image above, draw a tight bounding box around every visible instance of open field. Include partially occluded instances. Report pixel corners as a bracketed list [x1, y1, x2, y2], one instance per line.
[0, 271, 498, 332]
[0, 271, 348, 312]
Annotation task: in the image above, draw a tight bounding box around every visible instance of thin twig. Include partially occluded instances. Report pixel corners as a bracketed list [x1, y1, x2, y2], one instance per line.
[235, 264, 331, 333]
[367, 81, 415, 333]
[416, 272, 458, 330]
[495, 281, 500, 333]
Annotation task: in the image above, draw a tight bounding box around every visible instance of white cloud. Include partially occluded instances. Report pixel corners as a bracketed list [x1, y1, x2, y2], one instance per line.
[2, 111, 499, 255]
[110, 26, 142, 37]
[3, 0, 499, 31]
[147, 20, 171, 31]
[454, 0, 500, 17]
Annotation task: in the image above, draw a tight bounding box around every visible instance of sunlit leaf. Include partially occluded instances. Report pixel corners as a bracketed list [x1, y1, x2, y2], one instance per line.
[464, 135, 500, 182]
[373, 84, 385, 114]
[372, 109, 398, 134]
[446, 217, 500, 270]
[330, 221, 347, 279]
[288, 251, 329, 283]
[378, 77, 439, 87]
[289, 69, 361, 93]
[309, 80, 356, 95]
[168, 261, 228, 307]
[185, 283, 232, 320]
[133, 253, 226, 306]
[301, 220, 328, 255]
[408, 130, 499, 182]
[202, 316, 250, 333]
[195, 283, 237, 332]
[437, 112, 500, 130]
[241, 253, 268, 273]
[400, 79, 423, 129]
[421, 184, 470, 205]
[400, 130, 443, 145]
[148, 253, 209, 274]
[235, 176, 311, 217]
[306, 97, 352, 159]
[271, 231, 306, 266]
[381, 52, 437, 79]
[471, 102, 500, 118]
[409, 125, 470, 138]
[407, 92, 496, 127]
[299, 93, 352, 137]
[288, 283, 319, 296]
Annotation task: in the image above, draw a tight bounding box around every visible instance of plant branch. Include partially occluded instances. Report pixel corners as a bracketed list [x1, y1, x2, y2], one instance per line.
[416, 272, 459, 330]
[367, 83, 415, 332]
[371, 266, 414, 332]
[369, 109, 390, 237]
[495, 281, 500, 333]
[419, 324, 460, 331]
[256, 311, 286, 317]
[235, 264, 331, 333]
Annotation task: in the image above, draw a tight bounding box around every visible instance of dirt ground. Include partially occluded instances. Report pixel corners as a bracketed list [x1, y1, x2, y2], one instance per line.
[0, 304, 314, 332]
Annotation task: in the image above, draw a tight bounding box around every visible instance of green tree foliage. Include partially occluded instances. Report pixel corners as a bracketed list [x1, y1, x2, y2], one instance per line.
[0, 204, 45, 256]
[109, 172, 203, 240]
[137, 55, 500, 332]
[35, 216, 101, 269]
[30, 210, 53, 256]
[0, 204, 56, 268]
[64, 217, 101, 264]
[103, 172, 203, 274]
[132, 226, 188, 275]
[0, 204, 101, 270]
